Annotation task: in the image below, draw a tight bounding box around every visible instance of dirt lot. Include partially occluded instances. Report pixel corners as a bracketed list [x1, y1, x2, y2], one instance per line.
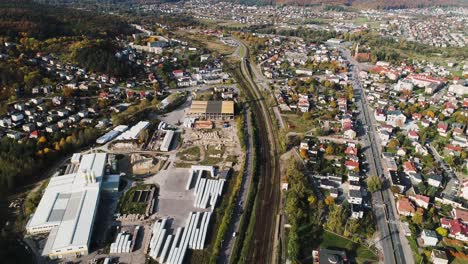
[175, 119, 243, 170]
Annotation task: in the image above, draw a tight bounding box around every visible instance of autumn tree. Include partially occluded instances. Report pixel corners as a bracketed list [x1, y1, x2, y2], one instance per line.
[325, 145, 334, 155]
[324, 196, 335, 206]
[435, 227, 448, 237]
[62, 87, 74, 97]
[303, 112, 312, 120]
[299, 148, 309, 160]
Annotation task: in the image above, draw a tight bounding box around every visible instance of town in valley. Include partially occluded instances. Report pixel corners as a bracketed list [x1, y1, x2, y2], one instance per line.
[0, 0, 467, 264]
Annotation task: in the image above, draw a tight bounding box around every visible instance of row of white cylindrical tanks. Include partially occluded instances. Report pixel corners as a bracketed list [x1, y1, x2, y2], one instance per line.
[110, 228, 137, 254]
[186, 169, 225, 209]
[148, 212, 212, 264]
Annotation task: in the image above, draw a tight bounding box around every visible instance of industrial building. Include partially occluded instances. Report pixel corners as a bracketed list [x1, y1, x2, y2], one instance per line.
[187, 101, 234, 119]
[96, 125, 129, 144]
[160, 130, 175, 152]
[115, 121, 149, 141]
[25, 153, 109, 259]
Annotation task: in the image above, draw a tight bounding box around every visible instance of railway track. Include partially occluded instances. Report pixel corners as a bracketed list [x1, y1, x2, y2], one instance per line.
[237, 43, 280, 264]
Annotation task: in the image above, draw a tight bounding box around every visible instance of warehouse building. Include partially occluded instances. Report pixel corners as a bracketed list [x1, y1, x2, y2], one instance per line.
[115, 121, 149, 141]
[160, 130, 175, 152]
[188, 101, 234, 119]
[26, 153, 108, 259]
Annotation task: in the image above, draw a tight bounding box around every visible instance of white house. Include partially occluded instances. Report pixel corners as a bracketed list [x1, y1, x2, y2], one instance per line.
[428, 174, 443, 188]
[421, 229, 438, 247]
[348, 190, 362, 205]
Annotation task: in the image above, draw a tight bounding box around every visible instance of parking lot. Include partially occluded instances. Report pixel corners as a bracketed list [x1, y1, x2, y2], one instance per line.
[144, 168, 208, 228]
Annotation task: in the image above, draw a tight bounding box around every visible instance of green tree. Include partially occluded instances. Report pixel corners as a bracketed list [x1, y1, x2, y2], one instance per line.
[367, 175, 382, 193]
[287, 225, 300, 263]
[325, 204, 348, 234]
[412, 212, 423, 226]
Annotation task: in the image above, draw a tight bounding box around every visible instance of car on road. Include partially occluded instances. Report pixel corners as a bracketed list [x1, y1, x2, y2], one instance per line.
[232, 232, 237, 237]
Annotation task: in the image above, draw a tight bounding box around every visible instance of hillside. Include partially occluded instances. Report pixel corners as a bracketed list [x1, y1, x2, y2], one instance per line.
[232, 0, 466, 8]
[0, 0, 133, 40]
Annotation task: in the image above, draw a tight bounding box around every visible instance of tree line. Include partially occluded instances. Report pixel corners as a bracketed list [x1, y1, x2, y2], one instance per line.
[0, 127, 100, 198]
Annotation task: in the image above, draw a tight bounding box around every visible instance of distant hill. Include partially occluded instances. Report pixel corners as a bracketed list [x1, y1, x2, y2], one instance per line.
[231, 0, 466, 8]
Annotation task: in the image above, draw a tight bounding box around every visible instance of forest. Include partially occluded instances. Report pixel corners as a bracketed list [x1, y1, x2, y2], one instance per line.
[70, 39, 140, 77]
[0, 127, 101, 198]
[0, 0, 133, 40]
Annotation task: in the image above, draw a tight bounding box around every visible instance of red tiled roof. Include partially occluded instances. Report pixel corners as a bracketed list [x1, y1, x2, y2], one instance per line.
[345, 160, 359, 168]
[398, 198, 416, 214]
[409, 130, 419, 137]
[403, 161, 416, 172]
[438, 122, 448, 131]
[453, 208, 468, 223]
[406, 74, 446, 84]
[415, 194, 430, 204]
[345, 147, 358, 156]
[445, 145, 462, 152]
[440, 217, 450, 227]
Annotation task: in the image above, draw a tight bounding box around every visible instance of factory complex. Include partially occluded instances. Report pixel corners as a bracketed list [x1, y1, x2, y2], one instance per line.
[25, 153, 117, 259]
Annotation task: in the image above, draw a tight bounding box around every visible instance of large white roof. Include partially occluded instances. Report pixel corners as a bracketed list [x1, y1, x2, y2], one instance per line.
[115, 121, 149, 141]
[27, 153, 107, 254]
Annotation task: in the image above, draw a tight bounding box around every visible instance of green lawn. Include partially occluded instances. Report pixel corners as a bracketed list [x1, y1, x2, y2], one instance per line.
[281, 114, 317, 133]
[320, 231, 378, 263]
[407, 236, 423, 263]
[176, 146, 201, 161]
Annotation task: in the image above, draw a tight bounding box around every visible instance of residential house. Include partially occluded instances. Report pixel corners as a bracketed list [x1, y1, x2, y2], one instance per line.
[437, 122, 449, 137]
[297, 95, 310, 113]
[348, 171, 360, 182]
[452, 208, 468, 224]
[428, 174, 443, 188]
[403, 161, 417, 175]
[386, 110, 406, 128]
[397, 198, 416, 216]
[348, 190, 363, 205]
[343, 129, 357, 140]
[421, 229, 438, 246]
[431, 249, 448, 264]
[351, 204, 364, 219]
[409, 173, 422, 185]
[444, 144, 462, 157]
[409, 194, 430, 209]
[408, 130, 419, 141]
[345, 160, 359, 171]
[440, 218, 468, 242]
[345, 146, 358, 156]
[374, 108, 386, 122]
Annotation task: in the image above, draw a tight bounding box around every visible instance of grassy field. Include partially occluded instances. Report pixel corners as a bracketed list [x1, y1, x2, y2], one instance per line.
[320, 231, 378, 263]
[407, 236, 423, 263]
[175, 30, 236, 57]
[281, 114, 317, 134]
[118, 184, 155, 215]
[177, 146, 201, 161]
[174, 162, 193, 168]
